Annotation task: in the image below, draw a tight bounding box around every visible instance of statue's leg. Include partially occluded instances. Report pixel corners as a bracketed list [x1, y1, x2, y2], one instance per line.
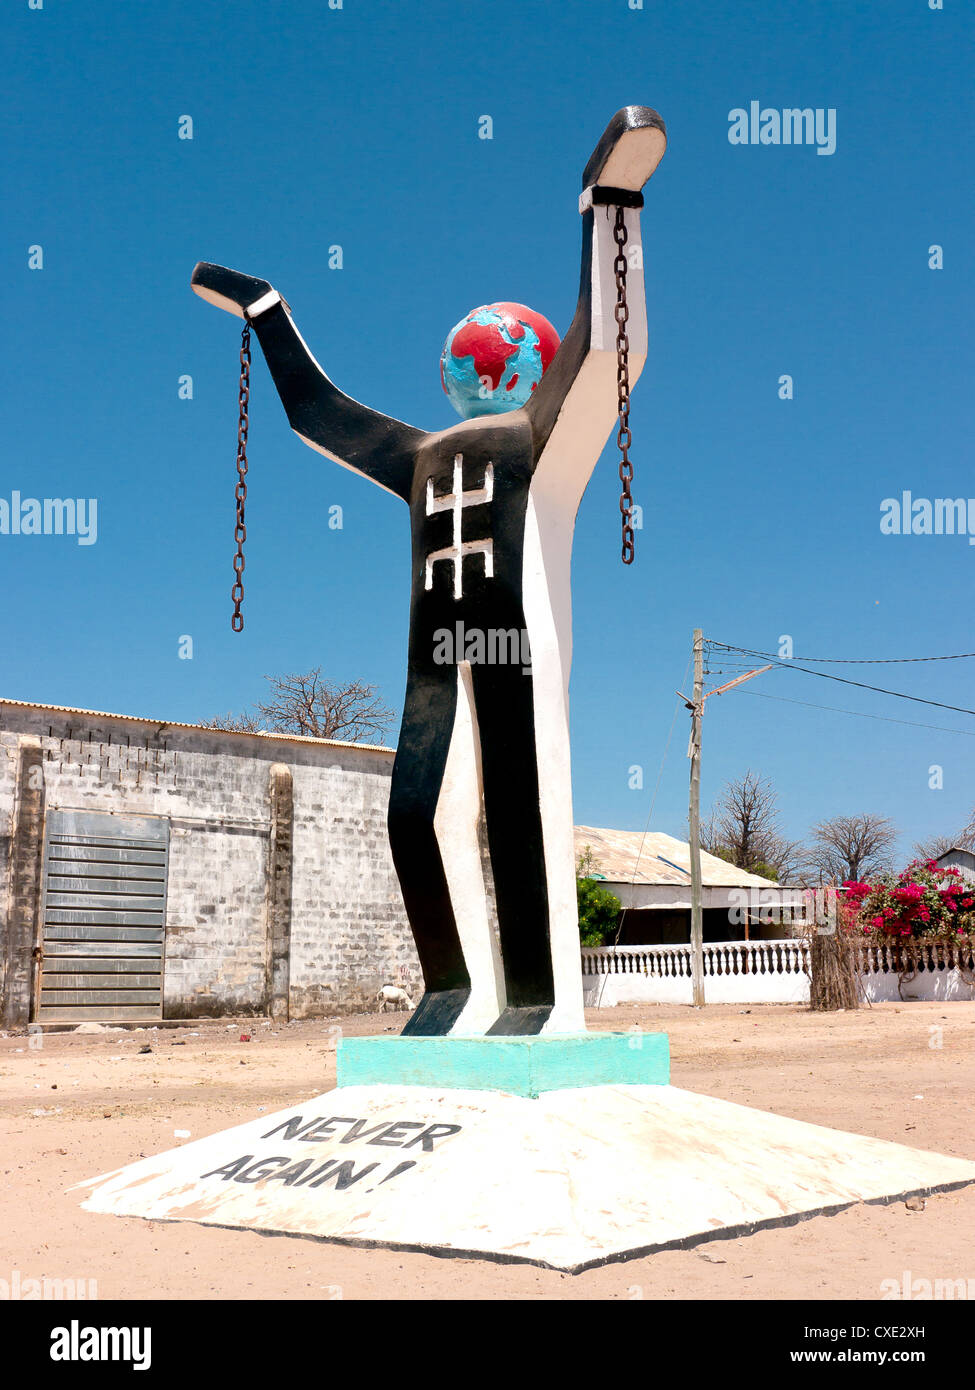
[436, 661, 507, 1034]
[389, 664, 472, 1036]
[470, 662, 555, 1036]
[516, 507, 588, 1036]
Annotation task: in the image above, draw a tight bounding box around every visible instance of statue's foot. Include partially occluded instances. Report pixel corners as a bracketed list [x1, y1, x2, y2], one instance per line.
[486, 1004, 553, 1036]
[448, 993, 507, 1036]
[540, 1006, 587, 1035]
[400, 989, 471, 1036]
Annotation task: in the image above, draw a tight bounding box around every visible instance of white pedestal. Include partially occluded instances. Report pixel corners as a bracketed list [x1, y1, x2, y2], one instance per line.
[75, 1082, 975, 1272]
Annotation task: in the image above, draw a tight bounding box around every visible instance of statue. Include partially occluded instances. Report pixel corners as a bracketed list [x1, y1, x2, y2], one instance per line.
[192, 107, 667, 1038]
[81, 107, 975, 1274]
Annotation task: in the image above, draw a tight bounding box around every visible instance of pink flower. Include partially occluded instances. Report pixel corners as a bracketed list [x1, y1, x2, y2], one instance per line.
[844, 881, 872, 898]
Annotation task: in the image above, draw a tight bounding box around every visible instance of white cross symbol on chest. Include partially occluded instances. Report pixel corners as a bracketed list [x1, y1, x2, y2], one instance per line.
[424, 453, 494, 599]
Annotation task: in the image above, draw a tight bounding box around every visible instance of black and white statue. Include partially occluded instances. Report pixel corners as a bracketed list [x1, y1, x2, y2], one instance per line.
[192, 107, 667, 1038]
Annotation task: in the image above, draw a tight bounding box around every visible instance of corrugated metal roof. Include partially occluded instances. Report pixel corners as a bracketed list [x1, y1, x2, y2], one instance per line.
[0, 698, 392, 754]
[574, 825, 782, 890]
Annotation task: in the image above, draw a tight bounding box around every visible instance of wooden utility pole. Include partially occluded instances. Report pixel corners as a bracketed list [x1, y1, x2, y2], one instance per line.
[681, 635, 772, 1010]
[688, 630, 705, 1006]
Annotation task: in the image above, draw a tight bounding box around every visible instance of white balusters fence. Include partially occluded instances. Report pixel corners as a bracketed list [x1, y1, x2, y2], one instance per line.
[855, 939, 975, 1002]
[580, 939, 975, 1006]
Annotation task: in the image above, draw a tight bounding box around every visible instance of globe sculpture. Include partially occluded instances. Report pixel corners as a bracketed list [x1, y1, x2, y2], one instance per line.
[440, 302, 561, 418]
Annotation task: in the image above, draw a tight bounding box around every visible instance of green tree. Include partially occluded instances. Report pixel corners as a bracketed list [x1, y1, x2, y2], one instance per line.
[576, 847, 622, 947]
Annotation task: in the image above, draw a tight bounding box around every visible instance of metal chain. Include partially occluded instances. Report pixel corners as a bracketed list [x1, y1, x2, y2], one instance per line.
[231, 321, 250, 632]
[613, 205, 635, 565]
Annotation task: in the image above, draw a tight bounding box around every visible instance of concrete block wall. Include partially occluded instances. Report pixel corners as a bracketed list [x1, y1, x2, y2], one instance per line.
[163, 820, 270, 1018]
[288, 759, 421, 1016]
[0, 703, 419, 1022]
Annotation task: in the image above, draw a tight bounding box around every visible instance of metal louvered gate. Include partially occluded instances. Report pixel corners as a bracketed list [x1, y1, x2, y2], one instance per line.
[34, 811, 168, 1023]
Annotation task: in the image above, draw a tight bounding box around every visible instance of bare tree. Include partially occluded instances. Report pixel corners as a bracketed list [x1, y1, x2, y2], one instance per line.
[761, 836, 809, 886]
[202, 669, 395, 744]
[699, 810, 727, 859]
[911, 833, 957, 862]
[951, 808, 975, 852]
[701, 770, 805, 883]
[201, 709, 263, 733]
[808, 813, 898, 884]
[913, 812, 975, 862]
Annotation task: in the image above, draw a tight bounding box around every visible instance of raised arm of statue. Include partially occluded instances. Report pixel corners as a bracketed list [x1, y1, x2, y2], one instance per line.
[526, 106, 666, 455]
[191, 262, 423, 500]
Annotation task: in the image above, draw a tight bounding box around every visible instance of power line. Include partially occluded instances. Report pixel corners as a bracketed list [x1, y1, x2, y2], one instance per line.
[739, 689, 975, 738]
[706, 640, 975, 717]
[709, 641, 975, 666]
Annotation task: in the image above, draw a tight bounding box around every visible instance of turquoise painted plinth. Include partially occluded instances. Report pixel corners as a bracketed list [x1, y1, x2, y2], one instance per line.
[336, 1032, 670, 1098]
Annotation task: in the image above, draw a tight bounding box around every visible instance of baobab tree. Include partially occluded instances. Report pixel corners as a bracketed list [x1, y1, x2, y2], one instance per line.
[701, 770, 805, 882]
[204, 668, 394, 744]
[808, 813, 898, 884]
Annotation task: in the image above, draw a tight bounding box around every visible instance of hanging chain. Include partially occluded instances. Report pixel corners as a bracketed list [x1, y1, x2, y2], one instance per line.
[613, 205, 635, 565]
[231, 320, 251, 632]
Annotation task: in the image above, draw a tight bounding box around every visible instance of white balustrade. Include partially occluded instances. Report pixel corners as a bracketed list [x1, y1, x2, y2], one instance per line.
[580, 938, 975, 1006]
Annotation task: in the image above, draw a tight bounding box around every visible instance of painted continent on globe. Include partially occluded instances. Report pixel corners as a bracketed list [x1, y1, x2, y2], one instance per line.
[440, 302, 561, 419]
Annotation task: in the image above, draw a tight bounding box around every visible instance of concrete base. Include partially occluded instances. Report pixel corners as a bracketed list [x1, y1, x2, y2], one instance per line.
[75, 1081, 975, 1272]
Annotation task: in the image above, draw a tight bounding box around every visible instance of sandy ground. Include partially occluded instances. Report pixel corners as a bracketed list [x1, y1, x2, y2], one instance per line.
[1, 1000, 973, 1301]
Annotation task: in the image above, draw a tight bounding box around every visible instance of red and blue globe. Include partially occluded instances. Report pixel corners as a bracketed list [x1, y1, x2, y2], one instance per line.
[440, 302, 561, 419]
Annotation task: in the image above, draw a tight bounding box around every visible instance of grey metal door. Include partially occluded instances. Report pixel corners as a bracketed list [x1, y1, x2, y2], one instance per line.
[35, 810, 168, 1022]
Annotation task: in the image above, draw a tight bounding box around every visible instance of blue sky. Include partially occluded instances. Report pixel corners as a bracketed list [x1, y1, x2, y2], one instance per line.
[4, 0, 973, 862]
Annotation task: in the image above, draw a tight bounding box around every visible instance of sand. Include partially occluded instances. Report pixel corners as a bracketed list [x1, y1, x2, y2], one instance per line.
[1, 1000, 973, 1300]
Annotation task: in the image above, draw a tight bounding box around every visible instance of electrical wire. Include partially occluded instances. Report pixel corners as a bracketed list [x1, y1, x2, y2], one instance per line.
[706, 641, 975, 717]
[738, 689, 975, 738]
[709, 641, 975, 666]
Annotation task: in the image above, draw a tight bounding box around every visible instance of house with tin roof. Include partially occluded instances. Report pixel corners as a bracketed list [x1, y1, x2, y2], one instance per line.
[574, 825, 804, 945]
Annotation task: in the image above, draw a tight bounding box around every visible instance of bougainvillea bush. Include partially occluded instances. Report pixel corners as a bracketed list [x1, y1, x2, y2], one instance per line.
[844, 861, 975, 943]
